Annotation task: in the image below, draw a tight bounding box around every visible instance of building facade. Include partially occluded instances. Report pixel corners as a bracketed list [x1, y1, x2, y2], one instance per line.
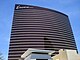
[52, 49, 80, 60]
[20, 48, 54, 60]
[8, 4, 77, 60]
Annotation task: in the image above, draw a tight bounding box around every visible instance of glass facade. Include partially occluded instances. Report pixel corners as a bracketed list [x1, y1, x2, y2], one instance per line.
[8, 4, 77, 60]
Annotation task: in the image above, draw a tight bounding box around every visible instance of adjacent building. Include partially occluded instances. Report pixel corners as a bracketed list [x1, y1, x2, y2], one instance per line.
[20, 48, 54, 60]
[19, 49, 80, 60]
[8, 4, 77, 60]
[52, 49, 80, 60]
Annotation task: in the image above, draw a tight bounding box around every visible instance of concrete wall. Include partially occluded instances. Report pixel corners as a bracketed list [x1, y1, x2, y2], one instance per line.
[66, 50, 80, 60]
[52, 49, 68, 60]
[52, 49, 80, 60]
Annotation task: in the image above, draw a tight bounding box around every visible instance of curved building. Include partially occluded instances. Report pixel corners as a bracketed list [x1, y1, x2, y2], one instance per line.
[8, 4, 77, 60]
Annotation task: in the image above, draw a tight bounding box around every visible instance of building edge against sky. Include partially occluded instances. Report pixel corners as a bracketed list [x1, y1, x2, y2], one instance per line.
[8, 4, 77, 60]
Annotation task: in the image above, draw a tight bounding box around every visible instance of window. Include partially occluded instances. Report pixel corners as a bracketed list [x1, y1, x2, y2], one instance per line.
[36, 59, 48, 60]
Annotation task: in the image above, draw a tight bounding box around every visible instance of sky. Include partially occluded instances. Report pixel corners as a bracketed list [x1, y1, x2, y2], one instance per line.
[0, 0, 80, 60]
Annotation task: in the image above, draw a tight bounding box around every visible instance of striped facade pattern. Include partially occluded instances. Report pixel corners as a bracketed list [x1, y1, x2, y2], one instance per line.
[8, 4, 77, 60]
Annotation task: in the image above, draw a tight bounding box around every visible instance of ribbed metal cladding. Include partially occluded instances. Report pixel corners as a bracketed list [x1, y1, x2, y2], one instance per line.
[8, 4, 77, 60]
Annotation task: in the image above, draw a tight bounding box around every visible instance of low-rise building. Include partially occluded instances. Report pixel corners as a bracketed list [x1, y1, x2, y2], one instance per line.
[52, 49, 80, 60]
[20, 49, 80, 60]
[20, 48, 55, 60]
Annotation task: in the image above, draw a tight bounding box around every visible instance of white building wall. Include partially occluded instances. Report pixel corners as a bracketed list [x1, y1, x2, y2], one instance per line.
[24, 54, 31, 60]
[66, 50, 80, 60]
[52, 49, 80, 60]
